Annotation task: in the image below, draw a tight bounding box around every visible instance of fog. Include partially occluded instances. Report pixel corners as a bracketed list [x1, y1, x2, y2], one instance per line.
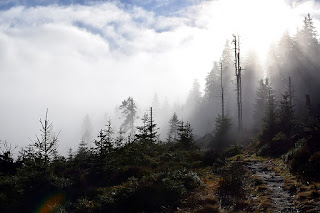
[0, 0, 319, 155]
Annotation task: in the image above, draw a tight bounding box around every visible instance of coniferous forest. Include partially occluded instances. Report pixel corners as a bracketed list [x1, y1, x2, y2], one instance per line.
[1, 7, 320, 213]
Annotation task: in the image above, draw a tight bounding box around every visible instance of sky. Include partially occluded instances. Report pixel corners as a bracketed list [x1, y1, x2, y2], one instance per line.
[0, 0, 320, 155]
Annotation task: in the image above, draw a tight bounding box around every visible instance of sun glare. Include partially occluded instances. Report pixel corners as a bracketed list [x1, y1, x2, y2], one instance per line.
[209, 0, 301, 64]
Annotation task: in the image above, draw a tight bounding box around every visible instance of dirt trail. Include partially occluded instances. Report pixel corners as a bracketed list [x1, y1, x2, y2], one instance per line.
[247, 160, 298, 213]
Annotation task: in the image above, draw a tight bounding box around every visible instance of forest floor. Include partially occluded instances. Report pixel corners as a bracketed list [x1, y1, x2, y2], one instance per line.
[245, 154, 320, 213]
[246, 157, 297, 212]
[177, 152, 320, 213]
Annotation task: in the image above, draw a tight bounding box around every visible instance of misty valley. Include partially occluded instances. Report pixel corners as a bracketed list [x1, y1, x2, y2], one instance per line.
[1, 1, 320, 213]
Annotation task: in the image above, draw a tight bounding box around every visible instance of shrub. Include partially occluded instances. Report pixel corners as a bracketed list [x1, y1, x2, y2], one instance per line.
[210, 115, 233, 150]
[223, 145, 243, 158]
[269, 132, 292, 156]
[289, 147, 311, 176]
[203, 150, 221, 166]
[97, 169, 201, 212]
[217, 162, 245, 207]
[257, 132, 292, 157]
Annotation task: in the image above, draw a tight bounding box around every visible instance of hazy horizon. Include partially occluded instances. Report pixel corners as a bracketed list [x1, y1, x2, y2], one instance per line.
[1, 0, 320, 155]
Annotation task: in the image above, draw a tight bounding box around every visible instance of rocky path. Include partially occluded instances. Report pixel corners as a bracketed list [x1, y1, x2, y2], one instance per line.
[247, 160, 298, 213]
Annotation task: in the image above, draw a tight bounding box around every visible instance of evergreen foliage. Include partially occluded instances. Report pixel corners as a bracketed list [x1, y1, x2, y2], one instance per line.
[210, 115, 232, 150]
[115, 128, 125, 148]
[258, 89, 297, 156]
[278, 91, 295, 136]
[269, 14, 320, 111]
[26, 109, 59, 168]
[77, 139, 89, 158]
[2, 13, 320, 212]
[135, 113, 158, 143]
[119, 97, 137, 134]
[259, 85, 278, 144]
[167, 112, 180, 142]
[186, 79, 202, 106]
[204, 62, 220, 101]
[176, 121, 198, 150]
[0, 140, 17, 175]
[253, 78, 271, 130]
[94, 120, 114, 157]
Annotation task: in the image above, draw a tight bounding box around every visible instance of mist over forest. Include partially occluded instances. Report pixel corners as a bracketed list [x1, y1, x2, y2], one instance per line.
[0, 0, 319, 155]
[1, 0, 320, 212]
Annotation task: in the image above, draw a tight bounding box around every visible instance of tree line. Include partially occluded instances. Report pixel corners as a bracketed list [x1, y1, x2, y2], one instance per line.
[1, 13, 320, 212]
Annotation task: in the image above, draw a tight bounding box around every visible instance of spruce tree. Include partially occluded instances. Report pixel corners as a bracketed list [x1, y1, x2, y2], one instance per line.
[204, 62, 220, 101]
[253, 78, 270, 130]
[77, 139, 89, 158]
[259, 87, 278, 143]
[119, 97, 137, 134]
[94, 120, 114, 159]
[278, 91, 295, 136]
[115, 128, 125, 148]
[210, 114, 232, 150]
[167, 112, 180, 142]
[135, 112, 158, 143]
[186, 79, 202, 107]
[296, 13, 319, 51]
[177, 121, 197, 150]
[28, 109, 59, 168]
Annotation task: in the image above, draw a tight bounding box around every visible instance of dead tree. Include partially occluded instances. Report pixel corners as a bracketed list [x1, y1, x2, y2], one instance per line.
[220, 62, 225, 118]
[150, 107, 153, 137]
[232, 35, 243, 132]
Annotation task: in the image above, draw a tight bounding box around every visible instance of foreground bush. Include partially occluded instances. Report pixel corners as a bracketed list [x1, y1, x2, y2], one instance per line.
[73, 169, 201, 212]
[217, 162, 245, 207]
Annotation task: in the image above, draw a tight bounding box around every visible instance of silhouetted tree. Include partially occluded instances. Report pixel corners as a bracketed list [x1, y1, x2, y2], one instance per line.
[28, 109, 59, 168]
[0, 140, 17, 175]
[94, 120, 114, 159]
[210, 115, 232, 150]
[67, 147, 73, 160]
[278, 91, 295, 136]
[259, 87, 278, 143]
[177, 121, 197, 150]
[135, 112, 158, 143]
[0, 140, 16, 160]
[294, 13, 320, 111]
[77, 139, 89, 158]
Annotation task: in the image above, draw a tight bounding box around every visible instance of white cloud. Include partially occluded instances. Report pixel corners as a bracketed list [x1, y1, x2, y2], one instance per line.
[0, 0, 319, 154]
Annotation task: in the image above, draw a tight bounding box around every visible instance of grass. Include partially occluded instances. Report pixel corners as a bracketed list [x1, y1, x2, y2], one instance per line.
[247, 173, 273, 212]
[174, 167, 221, 212]
[254, 156, 320, 213]
[174, 150, 320, 212]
